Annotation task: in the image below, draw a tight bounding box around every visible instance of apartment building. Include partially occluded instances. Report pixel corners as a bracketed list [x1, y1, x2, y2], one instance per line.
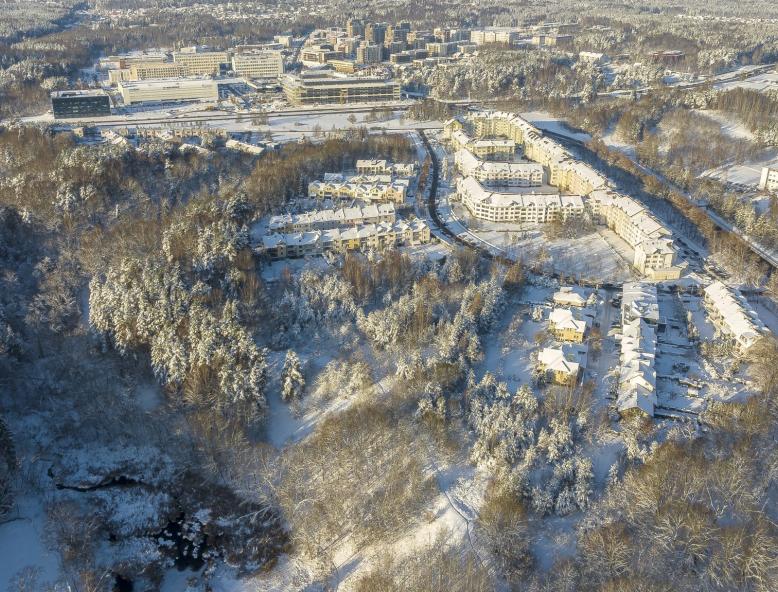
[281, 71, 401, 105]
[470, 28, 520, 45]
[356, 43, 383, 65]
[703, 281, 767, 354]
[308, 178, 408, 203]
[355, 159, 416, 177]
[537, 346, 582, 385]
[118, 79, 219, 105]
[617, 282, 659, 418]
[458, 176, 583, 223]
[172, 49, 230, 75]
[260, 219, 430, 259]
[450, 129, 516, 159]
[455, 149, 543, 187]
[231, 51, 283, 79]
[549, 308, 588, 343]
[268, 203, 396, 233]
[759, 166, 778, 192]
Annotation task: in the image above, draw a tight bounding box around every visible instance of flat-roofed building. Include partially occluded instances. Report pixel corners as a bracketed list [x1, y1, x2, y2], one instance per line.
[129, 62, 189, 80]
[281, 71, 400, 105]
[759, 166, 778, 192]
[118, 79, 219, 105]
[470, 28, 520, 45]
[356, 43, 383, 64]
[172, 49, 230, 75]
[51, 90, 111, 119]
[301, 46, 344, 65]
[231, 51, 283, 79]
[108, 69, 133, 84]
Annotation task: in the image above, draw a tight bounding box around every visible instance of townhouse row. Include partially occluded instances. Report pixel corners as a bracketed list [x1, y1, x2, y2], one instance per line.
[268, 203, 396, 234]
[703, 281, 768, 354]
[259, 219, 431, 259]
[308, 177, 409, 204]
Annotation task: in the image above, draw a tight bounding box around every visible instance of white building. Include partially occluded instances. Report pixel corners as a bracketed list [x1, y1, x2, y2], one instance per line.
[231, 51, 283, 79]
[470, 28, 520, 46]
[537, 346, 584, 385]
[458, 176, 583, 223]
[553, 286, 587, 308]
[308, 177, 408, 203]
[758, 166, 778, 192]
[355, 159, 416, 177]
[118, 79, 219, 105]
[703, 281, 767, 353]
[618, 282, 659, 417]
[173, 49, 230, 75]
[268, 203, 396, 233]
[455, 149, 543, 187]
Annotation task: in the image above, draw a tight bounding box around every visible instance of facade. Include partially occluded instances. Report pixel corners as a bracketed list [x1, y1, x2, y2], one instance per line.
[129, 62, 189, 80]
[470, 28, 520, 45]
[450, 129, 516, 159]
[51, 90, 111, 119]
[703, 281, 767, 354]
[308, 177, 408, 203]
[355, 159, 415, 177]
[346, 19, 364, 38]
[172, 50, 230, 75]
[231, 51, 283, 79]
[365, 23, 387, 44]
[301, 47, 344, 64]
[455, 149, 543, 187]
[618, 282, 659, 418]
[281, 71, 400, 105]
[759, 166, 778, 192]
[261, 219, 430, 259]
[118, 79, 219, 105]
[458, 176, 583, 223]
[268, 203, 396, 233]
[549, 308, 587, 343]
[356, 43, 383, 65]
[108, 69, 133, 84]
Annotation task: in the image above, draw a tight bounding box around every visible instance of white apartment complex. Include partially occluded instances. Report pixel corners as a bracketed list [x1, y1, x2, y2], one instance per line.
[308, 177, 408, 203]
[703, 281, 767, 354]
[450, 129, 516, 159]
[268, 203, 395, 233]
[355, 159, 416, 177]
[260, 219, 430, 259]
[758, 166, 778, 192]
[231, 51, 283, 79]
[458, 176, 583, 223]
[455, 149, 543, 187]
[470, 28, 520, 45]
[618, 283, 659, 417]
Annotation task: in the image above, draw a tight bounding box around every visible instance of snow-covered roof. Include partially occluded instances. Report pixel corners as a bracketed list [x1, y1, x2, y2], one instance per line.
[538, 347, 580, 376]
[553, 286, 587, 307]
[549, 307, 587, 333]
[703, 281, 767, 350]
[458, 176, 582, 209]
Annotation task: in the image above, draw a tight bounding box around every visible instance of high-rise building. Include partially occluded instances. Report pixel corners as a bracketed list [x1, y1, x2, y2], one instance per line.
[365, 23, 387, 44]
[347, 18, 364, 38]
[51, 90, 111, 119]
[356, 43, 383, 64]
[386, 25, 408, 44]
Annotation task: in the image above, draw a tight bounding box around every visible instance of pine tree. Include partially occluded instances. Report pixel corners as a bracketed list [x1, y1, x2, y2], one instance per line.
[281, 350, 305, 402]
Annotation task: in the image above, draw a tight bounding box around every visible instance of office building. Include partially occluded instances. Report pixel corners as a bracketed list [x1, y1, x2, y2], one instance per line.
[470, 27, 520, 45]
[118, 79, 219, 105]
[365, 23, 387, 44]
[172, 49, 230, 75]
[281, 71, 400, 105]
[231, 51, 283, 79]
[129, 62, 189, 80]
[51, 90, 111, 119]
[347, 19, 365, 38]
[301, 46, 344, 65]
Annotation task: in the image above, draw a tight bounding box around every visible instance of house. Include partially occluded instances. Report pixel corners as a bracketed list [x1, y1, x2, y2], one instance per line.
[703, 281, 767, 354]
[537, 347, 581, 385]
[553, 286, 587, 308]
[549, 308, 587, 343]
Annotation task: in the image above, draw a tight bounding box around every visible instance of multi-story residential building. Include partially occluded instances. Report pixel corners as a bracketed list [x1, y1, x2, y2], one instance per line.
[450, 129, 516, 159]
[617, 282, 659, 418]
[455, 149, 543, 187]
[458, 176, 583, 223]
[268, 203, 395, 233]
[426, 41, 459, 57]
[51, 90, 111, 119]
[281, 71, 400, 105]
[703, 281, 767, 354]
[758, 166, 778, 192]
[260, 219, 430, 259]
[128, 62, 189, 80]
[355, 159, 416, 177]
[365, 23, 387, 44]
[549, 308, 588, 343]
[118, 79, 219, 105]
[231, 51, 283, 79]
[346, 18, 364, 38]
[172, 49, 230, 75]
[470, 27, 520, 45]
[356, 43, 383, 65]
[537, 346, 582, 385]
[308, 177, 408, 203]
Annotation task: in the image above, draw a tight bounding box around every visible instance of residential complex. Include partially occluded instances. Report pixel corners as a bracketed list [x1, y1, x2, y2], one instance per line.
[355, 159, 415, 177]
[549, 308, 588, 343]
[455, 149, 544, 187]
[617, 283, 659, 417]
[537, 346, 584, 385]
[553, 286, 588, 308]
[260, 219, 430, 259]
[458, 176, 583, 223]
[308, 176, 408, 203]
[51, 90, 111, 119]
[268, 203, 396, 233]
[281, 71, 401, 105]
[703, 281, 767, 354]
